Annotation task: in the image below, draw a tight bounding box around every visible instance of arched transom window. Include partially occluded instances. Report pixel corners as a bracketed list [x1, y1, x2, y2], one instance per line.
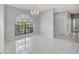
[15, 14, 33, 35]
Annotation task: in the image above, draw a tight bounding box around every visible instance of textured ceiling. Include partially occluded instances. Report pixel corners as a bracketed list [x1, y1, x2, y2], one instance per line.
[8, 4, 79, 14]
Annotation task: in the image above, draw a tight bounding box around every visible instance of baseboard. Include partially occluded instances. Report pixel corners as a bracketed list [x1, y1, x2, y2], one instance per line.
[54, 33, 65, 35]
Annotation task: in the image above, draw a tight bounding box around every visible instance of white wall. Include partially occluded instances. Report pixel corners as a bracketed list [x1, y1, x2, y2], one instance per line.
[0, 5, 5, 53]
[33, 16, 39, 35]
[39, 9, 54, 39]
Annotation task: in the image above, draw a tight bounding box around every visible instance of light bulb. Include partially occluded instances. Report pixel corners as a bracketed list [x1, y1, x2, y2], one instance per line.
[31, 9, 39, 16]
[34, 10, 36, 14]
[31, 11, 34, 15]
[37, 11, 39, 15]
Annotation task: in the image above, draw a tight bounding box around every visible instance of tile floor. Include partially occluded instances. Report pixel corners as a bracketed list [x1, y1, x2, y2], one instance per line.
[5, 35, 79, 54]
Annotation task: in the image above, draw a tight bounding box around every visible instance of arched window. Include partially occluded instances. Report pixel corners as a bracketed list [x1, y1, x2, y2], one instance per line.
[15, 14, 33, 35]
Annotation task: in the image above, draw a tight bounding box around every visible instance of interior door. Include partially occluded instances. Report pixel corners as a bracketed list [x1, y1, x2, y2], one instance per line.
[73, 17, 79, 31]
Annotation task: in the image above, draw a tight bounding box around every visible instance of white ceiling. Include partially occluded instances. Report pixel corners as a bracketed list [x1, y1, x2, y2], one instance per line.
[8, 4, 79, 14]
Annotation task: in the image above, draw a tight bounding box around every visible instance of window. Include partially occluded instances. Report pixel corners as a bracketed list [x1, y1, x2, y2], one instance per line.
[15, 14, 33, 35]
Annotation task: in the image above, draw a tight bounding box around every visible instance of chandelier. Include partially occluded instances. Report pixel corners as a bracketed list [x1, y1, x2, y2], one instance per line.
[31, 9, 39, 16]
